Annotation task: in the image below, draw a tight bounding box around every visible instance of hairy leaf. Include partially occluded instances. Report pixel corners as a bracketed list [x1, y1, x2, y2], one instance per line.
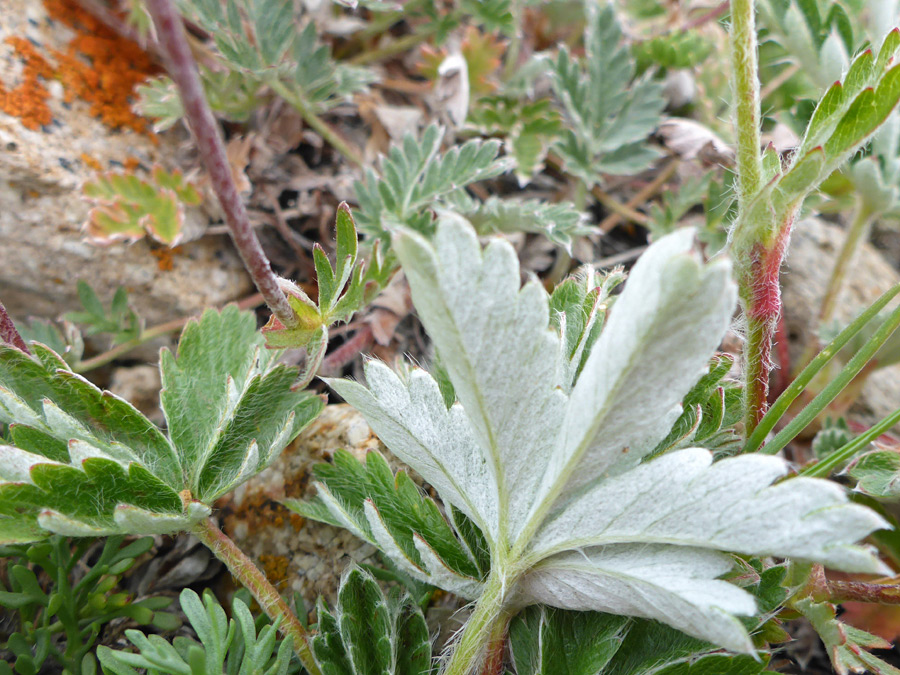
[313, 215, 888, 653]
[312, 566, 431, 675]
[550, 3, 666, 186]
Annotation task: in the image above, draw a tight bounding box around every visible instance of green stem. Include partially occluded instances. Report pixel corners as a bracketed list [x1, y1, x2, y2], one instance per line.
[349, 31, 433, 65]
[819, 203, 876, 326]
[744, 282, 900, 453]
[268, 79, 364, 167]
[193, 518, 321, 675]
[730, 0, 763, 201]
[443, 570, 511, 675]
[762, 298, 900, 457]
[800, 406, 900, 478]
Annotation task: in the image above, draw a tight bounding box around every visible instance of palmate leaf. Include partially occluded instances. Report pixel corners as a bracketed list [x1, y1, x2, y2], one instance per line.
[550, 2, 666, 187]
[353, 125, 507, 240]
[285, 447, 486, 598]
[312, 215, 888, 653]
[508, 608, 774, 675]
[0, 306, 323, 542]
[312, 566, 432, 675]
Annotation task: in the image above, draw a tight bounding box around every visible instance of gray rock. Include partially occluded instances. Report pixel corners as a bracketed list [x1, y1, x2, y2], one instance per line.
[781, 217, 900, 425]
[0, 0, 252, 326]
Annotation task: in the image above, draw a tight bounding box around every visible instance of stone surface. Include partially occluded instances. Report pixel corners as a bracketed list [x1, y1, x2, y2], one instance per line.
[0, 0, 252, 326]
[219, 404, 386, 609]
[781, 217, 900, 425]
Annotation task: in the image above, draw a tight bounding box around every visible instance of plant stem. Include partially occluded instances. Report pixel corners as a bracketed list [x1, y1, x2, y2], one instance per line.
[72, 294, 264, 373]
[349, 31, 433, 65]
[744, 282, 900, 453]
[443, 570, 511, 675]
[0, 300, 30, 354]
[826, 579, 900, 604]
[730, 0, 763, 202]
[144, 0, 299, 330]
[800, 406, 900, 478]
[193, 518, 321, 675]
[819, 203, 876, 327]
[267, 79, 364, 167]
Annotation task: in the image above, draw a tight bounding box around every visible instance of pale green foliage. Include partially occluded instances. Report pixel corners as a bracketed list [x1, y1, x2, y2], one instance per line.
[757, 0, 858, 88]
[261, 205, 393, 351]
[508, 607, 773, 675]
[82, 167, 201, 247]
[731, 29, 900, 268]
[311, 566, 432, 675]
[550, 3, 666, 187]
[138, 0, 371, 129]
[445, 193, 594, 253]
[97, 589, 294, 675]
[0, 306, 323, 543]
[468, 97, 562, 185]
[303, 216, 887, 653]
[849, 450, 900, 499]
[353, 125, 508, 240]
[795, 596, 900, 675]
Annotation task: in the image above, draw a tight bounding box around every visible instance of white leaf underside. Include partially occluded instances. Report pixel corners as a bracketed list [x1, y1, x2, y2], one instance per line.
[330, 216, 889, 652]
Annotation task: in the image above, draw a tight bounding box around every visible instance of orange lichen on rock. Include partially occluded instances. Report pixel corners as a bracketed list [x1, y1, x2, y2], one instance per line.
[259, 554, 290, 588]
[0, 0, 159, 133]
[0, 37, 55, 130]
[44, 0, 159, 133]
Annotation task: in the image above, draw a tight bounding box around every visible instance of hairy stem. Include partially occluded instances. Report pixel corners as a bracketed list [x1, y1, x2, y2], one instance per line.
[144, 0, 299, 330]
[267, 79, 364, 167]
[0, 300, 30, 354]
[827, 579, 900, 604]
[443, 570, 511, 675]
[193, 518, 321, 675]
[730, 0, 763, 201]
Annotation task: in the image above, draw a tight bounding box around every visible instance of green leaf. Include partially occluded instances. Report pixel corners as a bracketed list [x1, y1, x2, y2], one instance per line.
[795, 597, 900, 675]
[550, 3, 665, 186]
[509, 607, 631, 675]
[353, 125, 507, 240]
[849, 450, 900, 498]
[160, 306, 323, 502]
[311, 566, 431, 675]
[286, 449, 484, 597]
[98, 588, 292, 675]
[323, 215, 889, 655]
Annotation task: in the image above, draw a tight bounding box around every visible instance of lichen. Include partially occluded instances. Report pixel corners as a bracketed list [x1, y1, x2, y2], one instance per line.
[1, 0, 158, 134]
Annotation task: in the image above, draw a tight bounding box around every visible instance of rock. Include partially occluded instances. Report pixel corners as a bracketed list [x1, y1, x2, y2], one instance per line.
[108, 364, 163, 425]
[219, 405, 385, 610]
[781, 217, 900, 425]
[0, 0, 252, 326]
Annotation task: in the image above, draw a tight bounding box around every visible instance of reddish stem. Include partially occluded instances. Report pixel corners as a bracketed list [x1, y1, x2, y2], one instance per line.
[480, 623, 508, 675]
[0, 301, 30, 354]
[742, 217, 794, 436]
[143, 0, 298, 330]
[827, 580, 900, 604]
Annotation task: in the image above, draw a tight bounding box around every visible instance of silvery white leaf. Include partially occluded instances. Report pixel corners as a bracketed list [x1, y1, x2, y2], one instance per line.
[537, 228, 736, 515]
[364, 500, 482, 598]
[393, 215, 567, 540]
[0, 386, 45, 429]
[314, 483, 374, 544]
[518, 545, 755, 653]
[529, 448, 890, 574]
[37, 510, 115, 537]
[327, 361, 499, 538]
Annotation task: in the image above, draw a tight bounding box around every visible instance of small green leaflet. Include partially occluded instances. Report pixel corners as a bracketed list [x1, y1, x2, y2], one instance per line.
[0, 305, 323, 542]
[312, 566, 432, 675]
[353, 124, 508, 240]
[550, 3, 666, 187]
